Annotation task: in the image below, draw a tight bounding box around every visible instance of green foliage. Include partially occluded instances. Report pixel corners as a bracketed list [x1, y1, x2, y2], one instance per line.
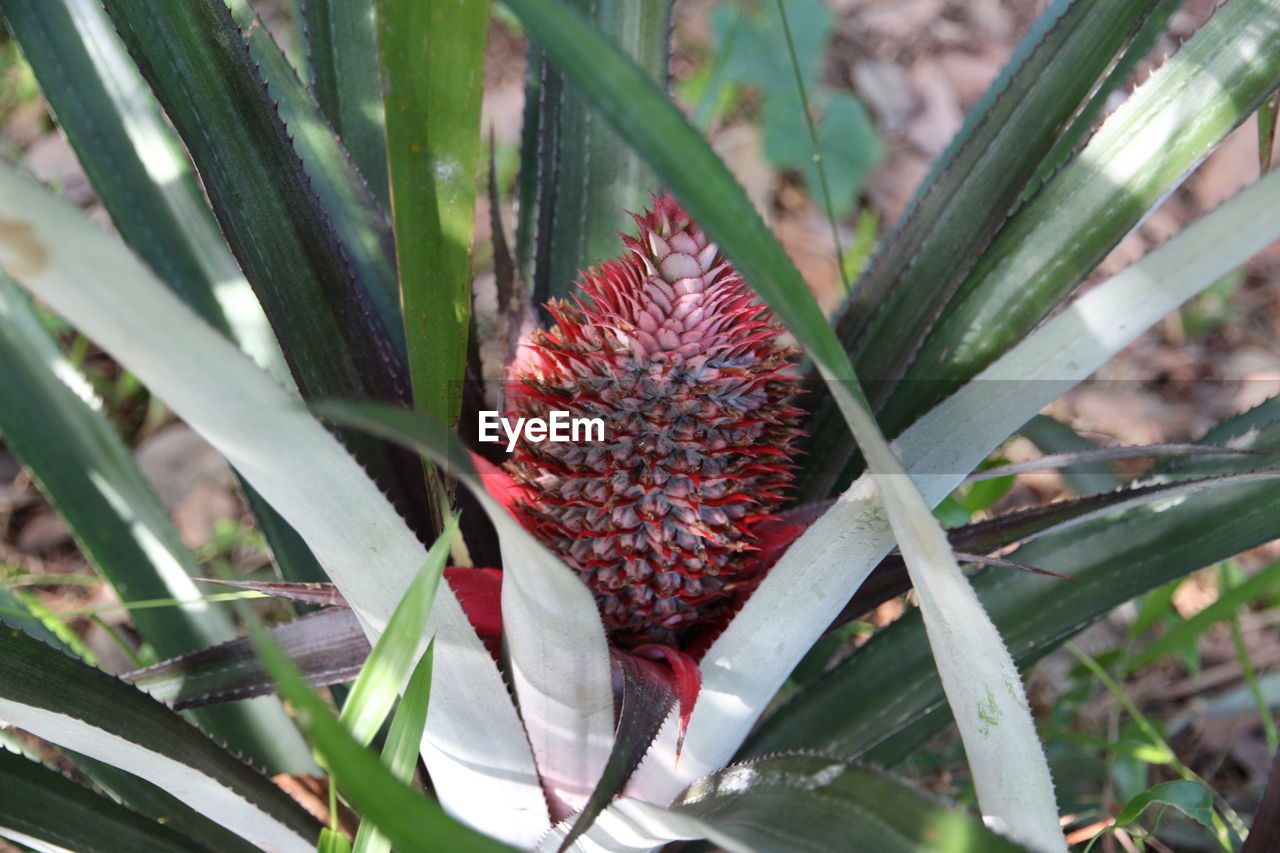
[376, 0, 488, 429]
[254, 624, 512, 853]
[689, 0, 880, 216]
[1115, 780, 1217, 837]
[1, 0, 1279, 850]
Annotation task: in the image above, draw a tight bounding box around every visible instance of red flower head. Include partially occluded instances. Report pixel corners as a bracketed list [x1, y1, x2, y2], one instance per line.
[503, 194, 803, 648]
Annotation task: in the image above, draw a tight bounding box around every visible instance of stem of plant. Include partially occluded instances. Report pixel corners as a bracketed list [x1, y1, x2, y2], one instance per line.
[1068, 643, 1246, 849]
[774, 0, 844, 283]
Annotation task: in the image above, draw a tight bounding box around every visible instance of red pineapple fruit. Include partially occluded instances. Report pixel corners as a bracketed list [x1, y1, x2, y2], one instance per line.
[504, 194, 803, 647]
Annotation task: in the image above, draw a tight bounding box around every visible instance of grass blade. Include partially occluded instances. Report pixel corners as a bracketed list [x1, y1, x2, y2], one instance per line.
[0, 162, 550, 846]
[339, 515, 456, 746]
[1127, 558, 1280, 671]
[375, 0, 488, 428]
[351, 641, 435, 853]
[254, 627, 513, 853]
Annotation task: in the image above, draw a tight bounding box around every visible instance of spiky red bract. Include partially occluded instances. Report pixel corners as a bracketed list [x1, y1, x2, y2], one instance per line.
[505, 194, 803, 647]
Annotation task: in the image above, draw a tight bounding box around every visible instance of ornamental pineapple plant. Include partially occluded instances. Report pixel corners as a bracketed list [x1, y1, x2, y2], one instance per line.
[504, 195, 802, 647]
[2, 0, 1280, 851]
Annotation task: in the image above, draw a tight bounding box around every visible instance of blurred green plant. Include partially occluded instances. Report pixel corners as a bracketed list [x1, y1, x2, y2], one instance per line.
[680, 0, 881, 218]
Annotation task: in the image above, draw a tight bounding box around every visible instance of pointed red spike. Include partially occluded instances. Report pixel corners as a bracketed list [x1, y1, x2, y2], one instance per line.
[470, 451, 524, 514]
[631, 643, 701, 760]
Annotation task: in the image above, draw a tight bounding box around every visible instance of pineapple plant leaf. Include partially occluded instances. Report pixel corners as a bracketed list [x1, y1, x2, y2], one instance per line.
[0, 0, 334, 596]
[375, 0, 488, 428]
[98, 0, 433, 533]
[0, 158, 550, 845]
[518, 0, 672, 309]
[0, 270, 313, 771]
[0, 746, 202, 853]
[301, 0, 389, 209]
[875, 0, 1280, 444]
[829, 0, 1168, 415]
[0, 624, 323, 851]
[747, 400, 1280, 762]
[0, 0, 265, 353]
[124, 606, 369, 709]
[671, 754, 1033, 853]
[1, 0, 1279, 849]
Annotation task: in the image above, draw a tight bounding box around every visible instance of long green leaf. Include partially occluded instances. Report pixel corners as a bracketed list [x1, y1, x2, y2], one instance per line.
[744, 411, 1280, 766]
[99, 0, 431, 533]
[0, 747, 199, 853]
[545, 757, 1032, 852]
[1029, 0, 1184, 189]
[825, 0, 1162, 427]
[315, 401, 615, 817]
[501, 2, 1064, 845]
[340, 515, 455, 746]
[375, 0, 488, 427]
[63, 752, 265, 853]
[0, 625, 321, 853]
[302, 0, 389, 208]
[0, 0, 281, 369]
[254, 627, 513, 853]
[352, 641, 434, 853]
[674, 755, 1031, 853]
[633, 117, 1280, 813]
[0, 161, 550, 847]
[218, 0, 402, 353]
[520, 0, 672, 308]
[0, 270, 313, 774]
[886, 0, 1280, 436]
[1, 0, 332, 590]
[2, 585, 266, 853]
